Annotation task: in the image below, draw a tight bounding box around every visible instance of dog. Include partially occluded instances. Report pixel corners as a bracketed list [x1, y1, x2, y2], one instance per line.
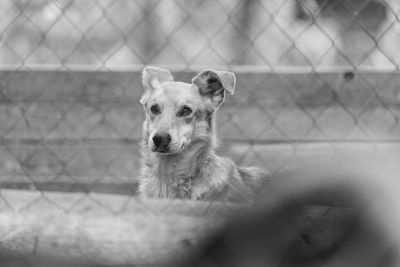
[138, 66, 269, 201]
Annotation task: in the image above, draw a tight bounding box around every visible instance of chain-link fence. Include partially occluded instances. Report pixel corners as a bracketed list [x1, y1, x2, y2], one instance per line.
[2, 0, 400, 68]
[0, 0, 400, 265]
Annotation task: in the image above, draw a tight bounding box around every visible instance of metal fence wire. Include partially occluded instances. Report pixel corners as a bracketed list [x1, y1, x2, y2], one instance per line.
[0, 1, 399, 200]
[0, 0, 400, 263]
[1, 0, 400, 68]
[0, 0, 399, 206]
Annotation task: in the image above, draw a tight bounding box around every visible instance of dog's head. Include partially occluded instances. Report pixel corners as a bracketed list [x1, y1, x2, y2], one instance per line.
[140, 66, 235, 155]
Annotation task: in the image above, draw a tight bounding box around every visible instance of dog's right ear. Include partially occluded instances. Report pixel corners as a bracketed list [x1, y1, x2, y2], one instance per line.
[140, 66, 174, 105]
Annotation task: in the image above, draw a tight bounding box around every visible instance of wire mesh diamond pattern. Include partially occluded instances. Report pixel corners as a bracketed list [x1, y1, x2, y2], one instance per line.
[0, 3, 399, 261]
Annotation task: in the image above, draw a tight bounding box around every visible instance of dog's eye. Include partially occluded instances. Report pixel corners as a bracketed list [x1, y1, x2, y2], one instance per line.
[180, 106, 192, 117]
[150, 104, 161, 115]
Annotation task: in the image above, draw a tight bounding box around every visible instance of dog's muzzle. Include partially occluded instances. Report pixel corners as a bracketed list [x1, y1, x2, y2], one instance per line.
[152, 132, 171, 153]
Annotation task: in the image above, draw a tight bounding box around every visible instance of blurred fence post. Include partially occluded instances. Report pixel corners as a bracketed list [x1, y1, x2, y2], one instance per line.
[141, 0, 159, 64]
[232, 0, 256, 65]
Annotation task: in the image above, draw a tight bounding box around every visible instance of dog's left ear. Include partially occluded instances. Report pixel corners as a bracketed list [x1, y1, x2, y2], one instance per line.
[192, 69, 235, 109]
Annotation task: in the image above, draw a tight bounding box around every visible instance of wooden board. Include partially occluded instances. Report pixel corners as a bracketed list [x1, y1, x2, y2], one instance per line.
[0, 69, 399, 142]
[1, 68, 400, 106]
[0, 68, 399, 192]
[0, 142, 398, 194]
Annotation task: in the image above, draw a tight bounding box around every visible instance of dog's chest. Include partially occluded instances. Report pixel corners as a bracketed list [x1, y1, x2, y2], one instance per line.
[142, 172, 196, 199]
[171, 175, 195, 199]
[140, 155, 233, 200]
[141, 156, 201, 199]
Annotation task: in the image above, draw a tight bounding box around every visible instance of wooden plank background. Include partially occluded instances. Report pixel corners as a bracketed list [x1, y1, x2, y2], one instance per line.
[0, 69, 399, 194]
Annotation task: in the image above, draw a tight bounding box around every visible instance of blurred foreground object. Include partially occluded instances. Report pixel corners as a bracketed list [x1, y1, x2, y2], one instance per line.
[0, 155, 399, 266]
[172, 155, 400, 267]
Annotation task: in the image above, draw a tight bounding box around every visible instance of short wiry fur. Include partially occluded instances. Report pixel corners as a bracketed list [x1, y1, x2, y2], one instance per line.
[138, 67, 269, 202]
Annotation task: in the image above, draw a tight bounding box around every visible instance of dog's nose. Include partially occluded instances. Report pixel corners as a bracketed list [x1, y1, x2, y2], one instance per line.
[152, 132, 171, 151]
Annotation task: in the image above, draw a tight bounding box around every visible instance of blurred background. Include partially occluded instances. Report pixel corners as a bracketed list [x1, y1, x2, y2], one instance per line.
[0, 1, 399, 266]
[2, 0, 400, 67]
[0, 0, 400, 67]
[0, 0, 399, 207]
